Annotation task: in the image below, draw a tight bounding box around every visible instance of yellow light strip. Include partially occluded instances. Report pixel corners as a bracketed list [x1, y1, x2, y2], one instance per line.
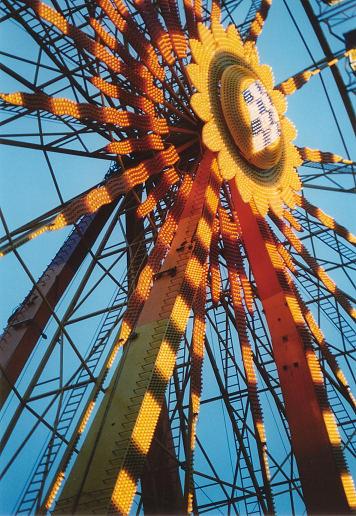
[270, 214, 356, 321]
[45, 472, 65, 510]
[186, 265, 208, 513]
[299, 195, 356, 245]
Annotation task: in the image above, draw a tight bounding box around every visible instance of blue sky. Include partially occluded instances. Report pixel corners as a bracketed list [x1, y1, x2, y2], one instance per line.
[0, 0, 355, 327]
[0, 0, 355, 513]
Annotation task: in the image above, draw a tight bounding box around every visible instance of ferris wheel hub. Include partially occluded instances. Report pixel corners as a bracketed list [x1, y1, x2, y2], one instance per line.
[187, 21, 302, 216]
[220, 65, 282, 170]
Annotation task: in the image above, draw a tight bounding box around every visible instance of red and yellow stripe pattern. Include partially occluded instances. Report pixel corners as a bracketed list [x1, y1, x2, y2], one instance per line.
[276, 52, 352, 96]
[0, 0, 355, 512]
[219, 205, 273, 508]
[298, 195, 356, 244]
[109, 152, 222, 514]
[271, 213, 356, 320]
[297, 146, 353, 166]
[246, 0, 272, 43]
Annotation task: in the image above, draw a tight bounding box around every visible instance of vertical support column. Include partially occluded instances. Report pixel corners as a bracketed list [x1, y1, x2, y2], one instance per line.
[140, 403, 184, 514]
[229, 182, 351, 514]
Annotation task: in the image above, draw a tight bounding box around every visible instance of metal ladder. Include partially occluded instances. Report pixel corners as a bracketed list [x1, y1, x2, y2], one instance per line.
[294, 211, 356, 263]
[325, 378, 356, 456]
[16, 283, 128, 514]
[213, 301, 262, 515]
[296, 268, 355, 352]
[247, 302, 284, 408]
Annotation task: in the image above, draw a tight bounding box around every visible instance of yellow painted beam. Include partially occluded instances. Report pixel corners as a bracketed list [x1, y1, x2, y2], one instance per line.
[53, 152, 221, 514]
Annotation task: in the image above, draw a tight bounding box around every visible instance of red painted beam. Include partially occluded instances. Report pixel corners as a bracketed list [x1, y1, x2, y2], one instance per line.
[0, 204, 115, 408]
[229, 182, 351, 514]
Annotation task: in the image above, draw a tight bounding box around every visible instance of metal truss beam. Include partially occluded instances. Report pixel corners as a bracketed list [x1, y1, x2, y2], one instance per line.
[0, 204, 115, 408]
[52, 152, 218, 514]
[125, 190, 184, 514]
[229, 181, 351, 514]
[300, 0, 356, 133]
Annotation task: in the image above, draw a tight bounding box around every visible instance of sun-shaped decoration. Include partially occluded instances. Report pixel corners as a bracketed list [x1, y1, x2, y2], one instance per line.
[187, 21, 301, 216]
[0, 0, 356, 514]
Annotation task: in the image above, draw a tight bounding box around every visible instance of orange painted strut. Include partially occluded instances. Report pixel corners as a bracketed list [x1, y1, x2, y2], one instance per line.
[229, 180, 353, 514]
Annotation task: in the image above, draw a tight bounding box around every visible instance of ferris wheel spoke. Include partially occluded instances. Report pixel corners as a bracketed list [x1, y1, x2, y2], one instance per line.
[294, 263, 355, 337]
[275, 50, 351, 96]
[293, 270, 356, 387]
[244, 0, 272, 43]
[269, 213, 356, 321]
[286, 276, 355, 409]
[156, 0, 188, 59]
[208, 217, 221, 306]
[2, 1, 104, 105]
[297, 195, 356, 245]
[136, 168, 180, 218]
[295, 253, 356, 306]
[209, 0, 221, 23]
[25, 0, 160, 83]
[297, 146, 353, 166]
[0, 82, 117, 151]
[131, 0, 176, 67]
[0, 179, 115, 252]
[0, 147, 180, 255]
[96, 0, 165, 80]
[1, 0, 355, 513]
[0, 92, 169, 134]
[183, 0, 197, 38]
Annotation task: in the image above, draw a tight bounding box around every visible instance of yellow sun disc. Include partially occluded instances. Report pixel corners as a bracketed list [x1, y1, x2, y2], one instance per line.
[187, 21, 302, 216]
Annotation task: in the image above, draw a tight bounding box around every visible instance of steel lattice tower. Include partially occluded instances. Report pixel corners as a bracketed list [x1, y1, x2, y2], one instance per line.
[0, 0, 355, 514]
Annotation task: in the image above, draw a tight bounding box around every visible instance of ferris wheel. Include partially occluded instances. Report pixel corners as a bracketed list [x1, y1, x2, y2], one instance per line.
[0, 0, 355, 514]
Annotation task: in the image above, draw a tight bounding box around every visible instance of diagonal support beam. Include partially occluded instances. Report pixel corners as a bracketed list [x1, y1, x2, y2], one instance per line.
[53, 152, 221, 514]
[0, 205, 115, 409]
[229, 181, 354, 514]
